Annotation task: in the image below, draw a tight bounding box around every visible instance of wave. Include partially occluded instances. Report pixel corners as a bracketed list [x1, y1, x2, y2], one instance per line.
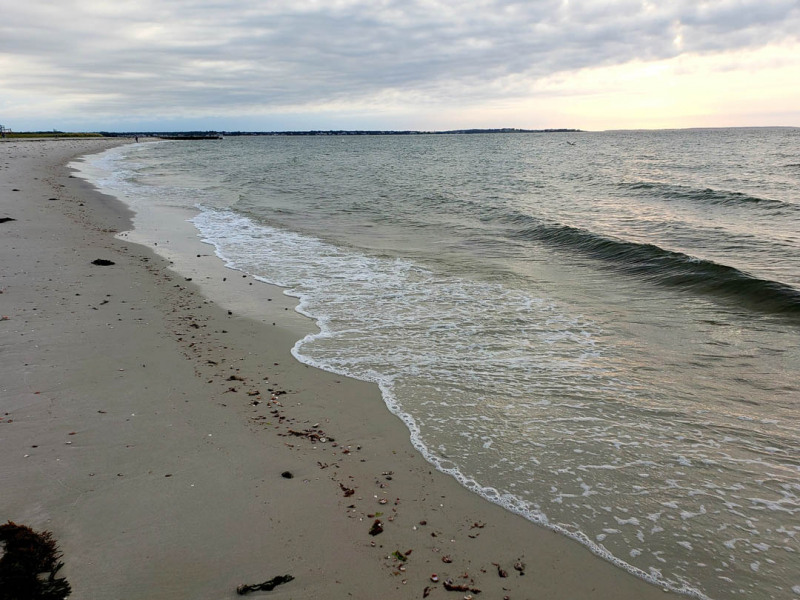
[618, 181, 794, 211]
[512, 222, 800, 315]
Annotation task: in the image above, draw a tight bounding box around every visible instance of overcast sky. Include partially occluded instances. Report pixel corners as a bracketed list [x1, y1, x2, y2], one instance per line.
[2, 0, 799, 131]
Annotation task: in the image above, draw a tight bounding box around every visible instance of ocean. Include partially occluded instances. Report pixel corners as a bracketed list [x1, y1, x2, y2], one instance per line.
[78, 128, 800, 599]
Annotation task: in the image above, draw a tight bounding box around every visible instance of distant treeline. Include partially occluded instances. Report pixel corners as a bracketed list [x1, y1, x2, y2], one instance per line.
[228, 128, 582, 136]
[100, 128, 582, 138]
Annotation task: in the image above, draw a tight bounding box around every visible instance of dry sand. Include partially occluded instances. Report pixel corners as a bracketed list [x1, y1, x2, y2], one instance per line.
[0, 138, 674, 599]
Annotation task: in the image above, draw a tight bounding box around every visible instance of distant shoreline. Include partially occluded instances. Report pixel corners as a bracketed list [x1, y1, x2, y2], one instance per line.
[7, 125, 800, 140]
[95, 127, 583, 138]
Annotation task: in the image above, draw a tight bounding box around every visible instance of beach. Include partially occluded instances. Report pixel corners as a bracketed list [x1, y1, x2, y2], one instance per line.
[0, 138, 677, 599]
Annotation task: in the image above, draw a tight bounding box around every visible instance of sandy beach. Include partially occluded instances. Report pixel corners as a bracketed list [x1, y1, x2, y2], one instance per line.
[0, 138, 674, 599]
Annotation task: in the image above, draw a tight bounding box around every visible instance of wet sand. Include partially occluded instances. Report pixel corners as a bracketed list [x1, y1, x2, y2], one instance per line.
[0, 138, 674, 599]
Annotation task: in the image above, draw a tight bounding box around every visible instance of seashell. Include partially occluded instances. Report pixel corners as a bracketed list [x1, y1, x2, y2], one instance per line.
[430, 574, 439, 582]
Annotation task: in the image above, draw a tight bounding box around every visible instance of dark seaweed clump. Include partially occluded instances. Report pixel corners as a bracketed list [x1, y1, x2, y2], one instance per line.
[0, 521, 71, 599]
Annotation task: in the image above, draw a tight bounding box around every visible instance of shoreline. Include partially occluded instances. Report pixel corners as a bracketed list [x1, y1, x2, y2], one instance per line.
[1, 138, 676, 599]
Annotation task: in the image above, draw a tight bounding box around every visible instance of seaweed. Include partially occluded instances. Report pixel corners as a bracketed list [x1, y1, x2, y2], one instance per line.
[285, 428, 333, 443]
[0, 521, 71, 599]
[492, 562, 508, 577]
[236, 574, 294, 595]
[368, 519, 384, 536]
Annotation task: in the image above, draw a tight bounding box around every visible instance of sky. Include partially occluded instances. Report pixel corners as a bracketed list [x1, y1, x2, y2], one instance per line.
[2, 0, 799, 132]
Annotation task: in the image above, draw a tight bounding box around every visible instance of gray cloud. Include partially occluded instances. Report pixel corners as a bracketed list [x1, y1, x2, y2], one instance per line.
[2, 0, 799, 126]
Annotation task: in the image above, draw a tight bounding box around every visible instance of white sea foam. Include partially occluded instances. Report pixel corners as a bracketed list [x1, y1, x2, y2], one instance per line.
[189, 207, 715, 599]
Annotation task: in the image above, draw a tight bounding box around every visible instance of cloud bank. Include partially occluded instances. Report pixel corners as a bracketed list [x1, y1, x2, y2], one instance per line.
[2, 0, 799, 130]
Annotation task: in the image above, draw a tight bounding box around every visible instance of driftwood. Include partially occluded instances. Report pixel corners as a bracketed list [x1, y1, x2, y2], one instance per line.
[443, 578, 481, 594]
[0, 521, 72, 599]
[236, 574, 294, 595]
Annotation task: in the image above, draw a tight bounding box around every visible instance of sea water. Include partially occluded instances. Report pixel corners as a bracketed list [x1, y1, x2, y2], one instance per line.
[78, 129, 800, 599]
